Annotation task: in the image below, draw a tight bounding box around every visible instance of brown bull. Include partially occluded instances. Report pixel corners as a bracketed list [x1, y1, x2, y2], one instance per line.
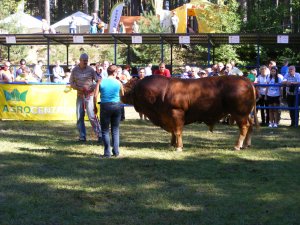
[121, 75, 258, 151]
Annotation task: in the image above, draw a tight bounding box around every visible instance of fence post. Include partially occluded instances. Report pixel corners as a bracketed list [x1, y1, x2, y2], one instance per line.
[295, 85, 299, 127]
[114, 36, 117, 65]
[160, 35, 164, 62]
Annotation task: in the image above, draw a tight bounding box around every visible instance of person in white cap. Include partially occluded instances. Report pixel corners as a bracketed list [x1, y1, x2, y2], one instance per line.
[69, 53, 102, 142]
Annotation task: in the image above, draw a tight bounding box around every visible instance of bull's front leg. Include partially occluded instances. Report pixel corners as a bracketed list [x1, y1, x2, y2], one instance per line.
[235, 119, 250, 150]
[173, 131, 183, 152]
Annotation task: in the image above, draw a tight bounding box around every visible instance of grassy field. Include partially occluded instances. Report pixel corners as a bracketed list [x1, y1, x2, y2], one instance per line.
[0, 119, 299, 225]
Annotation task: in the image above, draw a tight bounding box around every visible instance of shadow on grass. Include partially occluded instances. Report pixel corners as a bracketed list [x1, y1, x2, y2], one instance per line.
[0, 120, 299, 225]
[17, 147, 100, 158]
[1, 150, 299, 225]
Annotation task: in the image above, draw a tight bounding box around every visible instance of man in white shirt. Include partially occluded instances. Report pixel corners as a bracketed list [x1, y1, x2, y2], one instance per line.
[170, 11, 179, 33]
[145, 63, 152, 76]
[282, 65, 300, 126]
[69, 16, 77, 34]
[132, 21, 139, 33]
[33, 60, 44, 82]
[100, 60, 109, 78]
[53, 60, 65, 83]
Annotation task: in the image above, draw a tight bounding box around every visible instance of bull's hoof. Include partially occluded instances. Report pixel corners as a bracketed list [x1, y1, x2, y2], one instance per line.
[176, 147, 183, 152]
[242, 145, 251, 149]
[234, 146, 241, 151]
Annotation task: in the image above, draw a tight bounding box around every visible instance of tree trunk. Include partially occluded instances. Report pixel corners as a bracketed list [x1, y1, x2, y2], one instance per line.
[94, 0, 99, 14]
[239, 0, 247, 23]
[83, 0, 89, 14]
[57, 0, 64, 20]
[38, 0, 43, 17]
[45, 0, 50, 24]
[104, 0, 109, 22]
[289, 0, 293, 32]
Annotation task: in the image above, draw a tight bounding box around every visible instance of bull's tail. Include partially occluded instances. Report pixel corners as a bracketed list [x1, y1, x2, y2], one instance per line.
[252, 84, 260, 129]
[253, 101, 259, 129]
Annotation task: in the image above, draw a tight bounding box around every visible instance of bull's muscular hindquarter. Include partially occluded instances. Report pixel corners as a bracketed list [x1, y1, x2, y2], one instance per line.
[122, 75, 257, 151]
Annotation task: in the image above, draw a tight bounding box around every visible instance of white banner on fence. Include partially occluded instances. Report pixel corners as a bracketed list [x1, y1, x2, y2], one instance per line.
[73, 36, 84, 43]
[179, 36, 190, 44]
[132, 36, 142, 44]
[277, 35, 289, 44]
[6, 36, 16, 44]
[229, 35, 240, 44]
[109, 2, 124, 33]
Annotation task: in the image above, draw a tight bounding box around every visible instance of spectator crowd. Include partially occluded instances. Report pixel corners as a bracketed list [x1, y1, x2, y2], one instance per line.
[1, 58, 299, 127]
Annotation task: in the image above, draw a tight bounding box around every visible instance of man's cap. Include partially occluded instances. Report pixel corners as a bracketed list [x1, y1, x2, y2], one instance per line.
[199, 70, 206, 74]
[80, 53, 89, 60]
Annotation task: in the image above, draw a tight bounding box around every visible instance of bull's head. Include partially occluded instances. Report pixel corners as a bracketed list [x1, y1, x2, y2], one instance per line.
[121, 78, 140, 105]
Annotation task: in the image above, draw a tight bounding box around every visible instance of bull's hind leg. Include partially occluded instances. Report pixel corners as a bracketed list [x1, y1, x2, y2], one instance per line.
[243, 117, 254, 148]
[234, 118, 250, 151]
[170, 110, 185, 151]
[171, 133, 176, 147]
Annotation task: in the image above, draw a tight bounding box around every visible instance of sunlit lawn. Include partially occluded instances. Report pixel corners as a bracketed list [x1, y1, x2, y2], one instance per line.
[0, 119, 299, 225]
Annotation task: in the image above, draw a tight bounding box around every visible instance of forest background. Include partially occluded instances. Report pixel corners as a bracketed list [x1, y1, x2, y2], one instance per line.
[1, 0, 300, 71]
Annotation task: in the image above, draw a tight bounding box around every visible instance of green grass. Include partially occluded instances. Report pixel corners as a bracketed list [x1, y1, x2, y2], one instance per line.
[0, 120, 299, 225]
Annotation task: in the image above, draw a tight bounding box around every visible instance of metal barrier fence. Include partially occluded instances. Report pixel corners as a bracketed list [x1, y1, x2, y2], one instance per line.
[254, 83, 299, 127]
[1, 81, 298, 126]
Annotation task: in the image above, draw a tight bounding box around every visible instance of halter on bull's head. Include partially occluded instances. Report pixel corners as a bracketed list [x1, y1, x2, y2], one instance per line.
[121, 77, 140, 105]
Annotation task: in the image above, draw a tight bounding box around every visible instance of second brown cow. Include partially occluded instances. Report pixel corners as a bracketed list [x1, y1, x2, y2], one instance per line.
[122, 75, 257, 151]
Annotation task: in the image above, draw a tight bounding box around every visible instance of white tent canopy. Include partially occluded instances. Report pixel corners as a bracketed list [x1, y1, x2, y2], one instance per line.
[51, 11, 93, 34]
[0, 12, 43, 34]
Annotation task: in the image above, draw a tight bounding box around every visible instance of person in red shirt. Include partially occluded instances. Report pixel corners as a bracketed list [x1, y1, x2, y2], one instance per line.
[153, 62, 171, 78]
